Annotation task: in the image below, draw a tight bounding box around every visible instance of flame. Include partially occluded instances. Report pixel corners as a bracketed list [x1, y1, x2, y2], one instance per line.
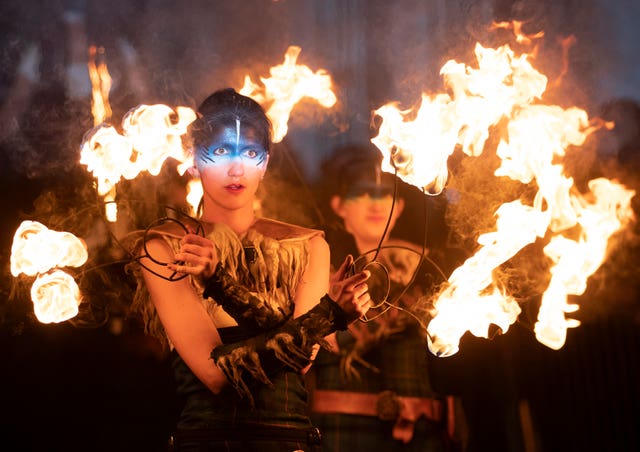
[371, 28, 636, 355]
[80, 105, 197, 221]
[490, 20, 545, 46]
[372, 42, 548, 194]
[88, 46, 113, 125]
[239, 45, 337, 142]
[31, 270, 83, 324]
[186, 179, 203, 217]
[10, 221, 88, 324]
[10, 221, 88, 277]
[535, 178, 635, 349]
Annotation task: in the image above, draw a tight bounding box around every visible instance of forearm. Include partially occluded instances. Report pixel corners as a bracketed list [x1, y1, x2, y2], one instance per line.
[210, 294, 352, 402]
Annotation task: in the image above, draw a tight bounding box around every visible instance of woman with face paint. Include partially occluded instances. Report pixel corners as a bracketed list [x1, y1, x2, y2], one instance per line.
[308, 145, 460, 452]
[129, 89, 371, 451]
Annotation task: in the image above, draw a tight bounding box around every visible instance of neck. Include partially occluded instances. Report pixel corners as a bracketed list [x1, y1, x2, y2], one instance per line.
[354, 235, 386, 256]
[200, 203, 256, 235]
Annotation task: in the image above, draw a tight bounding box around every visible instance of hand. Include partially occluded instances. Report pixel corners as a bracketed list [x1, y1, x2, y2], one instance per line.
[167, 228, 218, 279]
[328, 255, 371, 321]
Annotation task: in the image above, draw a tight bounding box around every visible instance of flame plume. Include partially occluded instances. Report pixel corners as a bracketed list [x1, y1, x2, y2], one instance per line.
[371, 29, 635, 355]
[10, 221, 88, 324]
[239, 45, 337, 143]
[80, 105, 197, 221]
[88, 45, 113, 126]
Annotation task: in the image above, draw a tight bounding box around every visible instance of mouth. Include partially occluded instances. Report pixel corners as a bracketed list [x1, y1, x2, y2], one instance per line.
[225, 183, 245, 193]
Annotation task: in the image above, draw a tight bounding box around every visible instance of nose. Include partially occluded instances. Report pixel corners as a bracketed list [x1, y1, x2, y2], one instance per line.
[369, 197, 386, 209]
[227, 157, 244, 177]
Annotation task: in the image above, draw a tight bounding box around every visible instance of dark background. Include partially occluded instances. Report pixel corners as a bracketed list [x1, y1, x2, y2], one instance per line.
[1, 1, 639, 451]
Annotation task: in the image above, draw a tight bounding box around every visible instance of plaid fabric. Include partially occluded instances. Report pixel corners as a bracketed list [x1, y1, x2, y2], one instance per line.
[172, 331, 311, 430]
[309, 229, 450, 450]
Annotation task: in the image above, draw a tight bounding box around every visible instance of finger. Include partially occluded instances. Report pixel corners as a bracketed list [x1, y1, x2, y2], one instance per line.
[182, 234, 211, 247]
[345, 269, 370, 286]
[167, 261, 191, 274]
[359, 294, 372, 313]
[353, 282, 369, 298]
[358, 291, 371, 308]
[333, 254, 353, 280]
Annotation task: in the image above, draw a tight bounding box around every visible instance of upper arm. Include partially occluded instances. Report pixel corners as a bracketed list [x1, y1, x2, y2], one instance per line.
[139, 237, 227, 393]
[293, 234, 330, 318]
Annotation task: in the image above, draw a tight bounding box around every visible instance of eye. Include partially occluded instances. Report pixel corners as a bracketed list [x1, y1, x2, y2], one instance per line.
[245, 149, 265, 159]
[213, 147, 227, 156]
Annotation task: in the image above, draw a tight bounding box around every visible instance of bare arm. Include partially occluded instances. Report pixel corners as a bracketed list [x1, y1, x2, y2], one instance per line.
[293, 235, 369, 359]
[140, 237, 227, 394]
[293, 235, 330, 318]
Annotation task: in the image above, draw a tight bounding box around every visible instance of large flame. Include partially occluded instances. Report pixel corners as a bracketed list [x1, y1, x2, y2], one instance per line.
[371, 28, 635, 355]
[21, 45, 338, 321]
[239, 45, 337, 143]
[80, 105, 197, 221]
[10, 221, 88, 324]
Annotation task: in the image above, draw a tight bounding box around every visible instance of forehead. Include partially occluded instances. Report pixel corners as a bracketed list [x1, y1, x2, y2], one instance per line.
[206, 124, 265, 149]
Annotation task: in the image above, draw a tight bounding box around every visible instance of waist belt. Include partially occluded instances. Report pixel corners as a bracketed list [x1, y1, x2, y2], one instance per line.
[170, 424, 322, 448]
[311, 389, 443, 444]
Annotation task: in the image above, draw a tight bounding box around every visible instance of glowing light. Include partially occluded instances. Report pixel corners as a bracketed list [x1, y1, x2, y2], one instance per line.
[371, 26, 635, 355]
[31, 270, 83, 324]
[80, 105, 197, 221]
[10, 221, 88, 277]
[186, 179, 203, 217]
[239, 45, 337, 143]
[88, 45, 113, 125]
[10, 221, 88, 324]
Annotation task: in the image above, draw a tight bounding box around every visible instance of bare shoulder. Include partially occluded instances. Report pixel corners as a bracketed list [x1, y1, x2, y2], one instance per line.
[253, 217, 325, 241]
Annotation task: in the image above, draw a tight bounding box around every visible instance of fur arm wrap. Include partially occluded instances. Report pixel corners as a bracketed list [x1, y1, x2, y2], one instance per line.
[210, 295, 351, 402]
[203, 263, 284, 330]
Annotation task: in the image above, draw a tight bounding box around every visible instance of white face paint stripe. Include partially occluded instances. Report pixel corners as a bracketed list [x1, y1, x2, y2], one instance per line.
[235, 118, 241, 148]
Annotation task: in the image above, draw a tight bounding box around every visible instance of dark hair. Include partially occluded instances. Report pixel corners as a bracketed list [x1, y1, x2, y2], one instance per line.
[322, 144, 396, 197]
[188, 88, 272, 155]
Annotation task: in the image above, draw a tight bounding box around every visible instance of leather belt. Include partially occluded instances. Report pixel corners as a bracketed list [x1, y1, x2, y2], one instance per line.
[311, 389, 443, 443]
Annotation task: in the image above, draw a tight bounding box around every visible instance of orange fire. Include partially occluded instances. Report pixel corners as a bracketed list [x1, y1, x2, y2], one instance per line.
[88, 45, 113, 125]
[371, 30, 635, 355]
[16, 45, 338, 322]
[80, 104, 197, 221]
[239, 45, 337, 143]
[30, 270, 83, 324]
[81, 45, 336, 219]
[10, 221, 88, 323]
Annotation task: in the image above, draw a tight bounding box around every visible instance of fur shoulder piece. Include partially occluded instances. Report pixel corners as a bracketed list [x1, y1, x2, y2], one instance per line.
[252, 217, 324, 242]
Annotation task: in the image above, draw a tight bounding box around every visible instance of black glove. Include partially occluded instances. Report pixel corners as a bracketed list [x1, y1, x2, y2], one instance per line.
[210, 294, 351, 403]
[203, 263, 284, 330]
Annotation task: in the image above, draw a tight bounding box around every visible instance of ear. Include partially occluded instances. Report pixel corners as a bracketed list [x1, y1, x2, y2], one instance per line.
[330, 195, 345, 218]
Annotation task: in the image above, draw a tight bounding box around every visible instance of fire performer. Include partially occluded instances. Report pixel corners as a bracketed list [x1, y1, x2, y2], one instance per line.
[127, 88, 371, 451]
[309, 145, 460, 451]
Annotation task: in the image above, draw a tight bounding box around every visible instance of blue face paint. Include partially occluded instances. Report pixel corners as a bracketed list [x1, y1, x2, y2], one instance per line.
[196, 124, 268, 167]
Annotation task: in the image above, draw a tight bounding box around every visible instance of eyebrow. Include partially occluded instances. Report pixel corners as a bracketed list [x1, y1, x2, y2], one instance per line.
[204, 141, 266, 153]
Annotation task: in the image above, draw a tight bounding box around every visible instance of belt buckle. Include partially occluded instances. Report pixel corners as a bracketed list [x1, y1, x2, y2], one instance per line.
[376, 390, 401, 421]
